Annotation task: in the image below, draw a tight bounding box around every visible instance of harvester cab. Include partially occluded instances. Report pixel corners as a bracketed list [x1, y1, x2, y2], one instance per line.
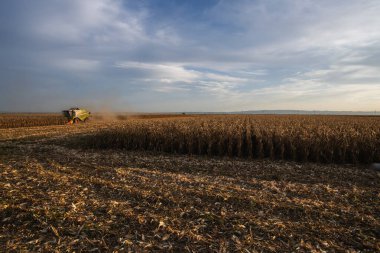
[62, 108, 91, 124]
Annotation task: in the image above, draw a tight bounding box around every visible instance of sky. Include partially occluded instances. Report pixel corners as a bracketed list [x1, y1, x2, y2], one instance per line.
[0, 0, 379, 112]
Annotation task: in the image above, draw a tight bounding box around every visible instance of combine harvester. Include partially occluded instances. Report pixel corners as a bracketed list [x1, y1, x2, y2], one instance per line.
[62, 108, 91, 124]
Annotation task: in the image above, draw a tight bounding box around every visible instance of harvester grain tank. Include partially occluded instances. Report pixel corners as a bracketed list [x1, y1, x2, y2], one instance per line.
[62, 108, 91, 124]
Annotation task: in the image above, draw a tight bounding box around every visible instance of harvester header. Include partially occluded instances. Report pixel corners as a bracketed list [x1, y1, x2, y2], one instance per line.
[62, 108, 91, 124]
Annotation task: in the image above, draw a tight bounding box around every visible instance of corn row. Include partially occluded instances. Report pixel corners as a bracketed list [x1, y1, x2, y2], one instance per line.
[82, 115, 380, 164]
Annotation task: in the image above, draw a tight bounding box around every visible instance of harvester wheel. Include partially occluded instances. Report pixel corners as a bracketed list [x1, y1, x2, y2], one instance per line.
[73, 118, 80, 124]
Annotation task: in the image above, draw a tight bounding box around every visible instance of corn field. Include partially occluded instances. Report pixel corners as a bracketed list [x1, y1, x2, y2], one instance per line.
[81, 115, 380, 164]
[2, 114, 380, 252]
[0, 114, 66, 128]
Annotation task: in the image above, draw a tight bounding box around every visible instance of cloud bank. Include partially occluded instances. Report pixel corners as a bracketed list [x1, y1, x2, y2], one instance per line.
[0, 0, 379, 112]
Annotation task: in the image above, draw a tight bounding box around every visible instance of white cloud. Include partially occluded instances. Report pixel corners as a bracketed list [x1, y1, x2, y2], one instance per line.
[236, 65, 380, 111]
[33, 0, 147, 45]
[115, 62, 199, 83]
[115, 61, 248, 95]
[154, 86, 190, 93]
[2, 0, 380, 112]
[204, 0, 380, 70]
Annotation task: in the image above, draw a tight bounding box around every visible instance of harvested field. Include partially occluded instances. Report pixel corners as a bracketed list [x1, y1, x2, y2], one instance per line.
[1, 115, 380, 252]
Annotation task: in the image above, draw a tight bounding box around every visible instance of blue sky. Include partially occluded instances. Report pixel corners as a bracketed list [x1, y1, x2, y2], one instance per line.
[0, 0, 379, 112]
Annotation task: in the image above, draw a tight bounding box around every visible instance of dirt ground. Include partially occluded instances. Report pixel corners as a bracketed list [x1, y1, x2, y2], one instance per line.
[1, 122, 379, 252]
